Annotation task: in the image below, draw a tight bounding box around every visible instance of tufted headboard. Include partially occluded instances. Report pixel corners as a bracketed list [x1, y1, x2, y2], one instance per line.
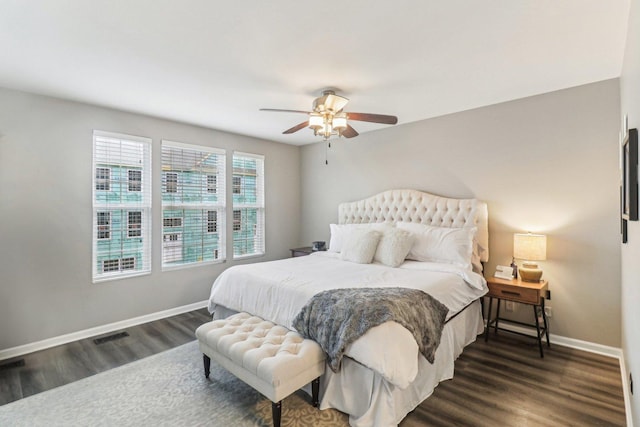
[338, 189, 489, 262]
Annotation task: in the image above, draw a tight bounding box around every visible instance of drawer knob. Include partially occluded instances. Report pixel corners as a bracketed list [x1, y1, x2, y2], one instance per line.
[501, 290, 521, 296]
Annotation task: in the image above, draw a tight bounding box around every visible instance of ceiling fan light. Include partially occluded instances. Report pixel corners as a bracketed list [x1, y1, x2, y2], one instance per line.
[333, 113, 347, 130]
[308, 113, 323, 129]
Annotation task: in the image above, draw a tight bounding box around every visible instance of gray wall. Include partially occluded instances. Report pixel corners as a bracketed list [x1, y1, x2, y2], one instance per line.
[0, 87, 301, 350]
[301, 79, 621, 347]
[620, 0, 640, 423]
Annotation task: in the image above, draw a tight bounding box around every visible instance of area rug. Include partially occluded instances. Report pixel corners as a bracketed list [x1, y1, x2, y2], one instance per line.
[0, 341, 348, 426]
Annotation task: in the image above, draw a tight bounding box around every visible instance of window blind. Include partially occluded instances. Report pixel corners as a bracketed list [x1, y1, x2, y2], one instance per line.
[232, 152, 265, 258]
[92, 130, 152, 282]
[162, 140, 226, 269]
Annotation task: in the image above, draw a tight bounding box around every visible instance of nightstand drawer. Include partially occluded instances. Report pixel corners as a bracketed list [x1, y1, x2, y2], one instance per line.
[488, 283, 540, 304]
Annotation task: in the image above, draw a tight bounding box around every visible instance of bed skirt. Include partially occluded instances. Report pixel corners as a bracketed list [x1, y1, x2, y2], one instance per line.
[214, 299, 484, 427]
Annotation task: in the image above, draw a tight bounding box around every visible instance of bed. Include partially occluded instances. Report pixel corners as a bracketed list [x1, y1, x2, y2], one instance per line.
[207, 189, 489, 426]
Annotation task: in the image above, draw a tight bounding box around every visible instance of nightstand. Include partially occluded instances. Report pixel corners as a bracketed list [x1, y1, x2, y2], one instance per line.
[484, 276, 550, 357]
[290, 247, 314, 257]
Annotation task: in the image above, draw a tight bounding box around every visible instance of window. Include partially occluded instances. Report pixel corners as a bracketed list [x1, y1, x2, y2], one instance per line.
[207, 175, 217, 194]
[232, 176, 242, 194]
[128, 170, 142, 192]
[162, 140, 226, 269]
[96, 167, 111, 191]
[233, 209, 241, 231]
[102, 257, 136, 273]
[207, 210, 217, 233]
[97, 211, 111, 239]
[162, 233, 183, 263]
[103, 259, 120, 272]
[128, 211, 142, 237]
[121, 257, 136, 270]
[232, 152, 265, 258]
[93, 131, 151, 282]
[163, 217, 182, 227]
[165, 172, 178, 193]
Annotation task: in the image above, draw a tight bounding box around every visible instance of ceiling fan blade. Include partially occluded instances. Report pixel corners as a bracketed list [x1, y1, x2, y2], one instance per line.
[283, 121, 309, 134]
[347, 112, 398, 125]
[342, 124, 359, 138]
[260, 108, 310, 115]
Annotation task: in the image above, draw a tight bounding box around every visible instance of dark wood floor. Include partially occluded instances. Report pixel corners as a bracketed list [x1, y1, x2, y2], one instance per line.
[402, 331, 626, 427]
[0, 309, 626, 426]
[0, 308, 212, 406]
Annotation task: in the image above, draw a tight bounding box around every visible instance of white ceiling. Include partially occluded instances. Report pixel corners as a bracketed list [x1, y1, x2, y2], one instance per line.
[0, 1, 630, 145]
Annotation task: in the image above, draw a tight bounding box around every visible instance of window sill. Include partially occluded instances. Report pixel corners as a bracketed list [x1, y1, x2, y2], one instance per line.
[232, 253, 265, 261]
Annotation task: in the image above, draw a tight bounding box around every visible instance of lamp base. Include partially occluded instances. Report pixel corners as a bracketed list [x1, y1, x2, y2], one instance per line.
[519, 262, 543, 282]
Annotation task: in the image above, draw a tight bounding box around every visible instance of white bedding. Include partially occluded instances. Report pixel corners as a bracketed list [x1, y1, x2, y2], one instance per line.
[207, 252, 487, 389]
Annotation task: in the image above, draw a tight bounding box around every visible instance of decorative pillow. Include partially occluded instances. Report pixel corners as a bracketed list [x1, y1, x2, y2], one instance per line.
[373, 228, 414, 268]
[396, 222, 477, 270]
[329, 222, 393, 253]
[340, 229, 382, 264]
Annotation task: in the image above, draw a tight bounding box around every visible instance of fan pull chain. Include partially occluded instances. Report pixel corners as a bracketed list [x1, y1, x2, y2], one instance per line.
[325, 140, 329, 165]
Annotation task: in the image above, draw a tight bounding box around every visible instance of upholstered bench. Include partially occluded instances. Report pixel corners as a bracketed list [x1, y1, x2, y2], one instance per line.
[195, 312, 326, 427]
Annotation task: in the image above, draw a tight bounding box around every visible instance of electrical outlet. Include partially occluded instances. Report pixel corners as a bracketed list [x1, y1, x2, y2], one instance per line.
[505, 301, 514, 311]
[544, 306, 552, 318]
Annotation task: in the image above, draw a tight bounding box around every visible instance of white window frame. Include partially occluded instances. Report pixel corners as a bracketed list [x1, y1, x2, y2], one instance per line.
[232, 152, 265, 259]
[161, 140, 226, 270]
[92, 130, 151, 282]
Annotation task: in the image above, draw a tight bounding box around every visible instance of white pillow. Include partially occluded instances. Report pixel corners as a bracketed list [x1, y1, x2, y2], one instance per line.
[471, 239, 484, 273]
[396, 222, 476, 270]
[340, 229, 382, 264]
[329, 222, 393, 253]
[373, 228, 414, 268]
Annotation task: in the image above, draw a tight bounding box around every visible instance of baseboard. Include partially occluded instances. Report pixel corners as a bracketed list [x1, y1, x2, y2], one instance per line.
[495, 322, 622, 358]
[0, 300, 209, 361]
[619, 351, 635, 427]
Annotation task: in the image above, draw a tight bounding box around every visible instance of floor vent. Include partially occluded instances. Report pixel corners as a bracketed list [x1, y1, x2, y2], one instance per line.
[0, 359, 25, 371]
[93, 331, 130, 345]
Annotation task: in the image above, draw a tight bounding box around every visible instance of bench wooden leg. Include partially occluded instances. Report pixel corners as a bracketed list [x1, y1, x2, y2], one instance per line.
[272, 400, 282, 427]
[312, 377, 320, 408]
[203, 354, 211, 378]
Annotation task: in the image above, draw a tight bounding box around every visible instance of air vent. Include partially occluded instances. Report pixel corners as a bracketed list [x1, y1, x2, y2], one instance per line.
[0, 358, 25, 371]
[93, 331, 130, 345]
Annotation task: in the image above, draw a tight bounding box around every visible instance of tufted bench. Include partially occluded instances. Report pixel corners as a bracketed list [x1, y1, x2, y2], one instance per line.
[195, 312, 326, 427]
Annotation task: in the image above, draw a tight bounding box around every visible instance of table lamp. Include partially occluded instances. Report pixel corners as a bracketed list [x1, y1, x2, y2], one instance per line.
[513, 233, 547, 282]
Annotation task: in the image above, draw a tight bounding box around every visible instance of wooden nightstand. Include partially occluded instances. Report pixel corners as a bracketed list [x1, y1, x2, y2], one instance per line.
[484, 276, 550, 357]
[290, 247, 314, 257]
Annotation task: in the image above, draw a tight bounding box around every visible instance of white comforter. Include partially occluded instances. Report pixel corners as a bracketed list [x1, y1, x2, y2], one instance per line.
[207, 252, 487, 388]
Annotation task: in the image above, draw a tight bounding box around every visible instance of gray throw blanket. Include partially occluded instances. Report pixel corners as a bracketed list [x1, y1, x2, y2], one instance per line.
[292, 287, 449, 372]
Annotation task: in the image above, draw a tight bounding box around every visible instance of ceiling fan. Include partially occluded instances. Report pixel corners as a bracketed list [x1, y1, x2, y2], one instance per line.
[260, 90, 398, 140]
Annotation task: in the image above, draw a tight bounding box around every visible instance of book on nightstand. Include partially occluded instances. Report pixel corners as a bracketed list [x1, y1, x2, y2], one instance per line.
[493, 265, 514, 280]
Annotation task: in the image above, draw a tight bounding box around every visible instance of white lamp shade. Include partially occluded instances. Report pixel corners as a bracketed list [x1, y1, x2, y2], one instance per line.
[514, 233, 547, 261]
[333, 113, 347, 130]
[308, 113, 323, 129]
